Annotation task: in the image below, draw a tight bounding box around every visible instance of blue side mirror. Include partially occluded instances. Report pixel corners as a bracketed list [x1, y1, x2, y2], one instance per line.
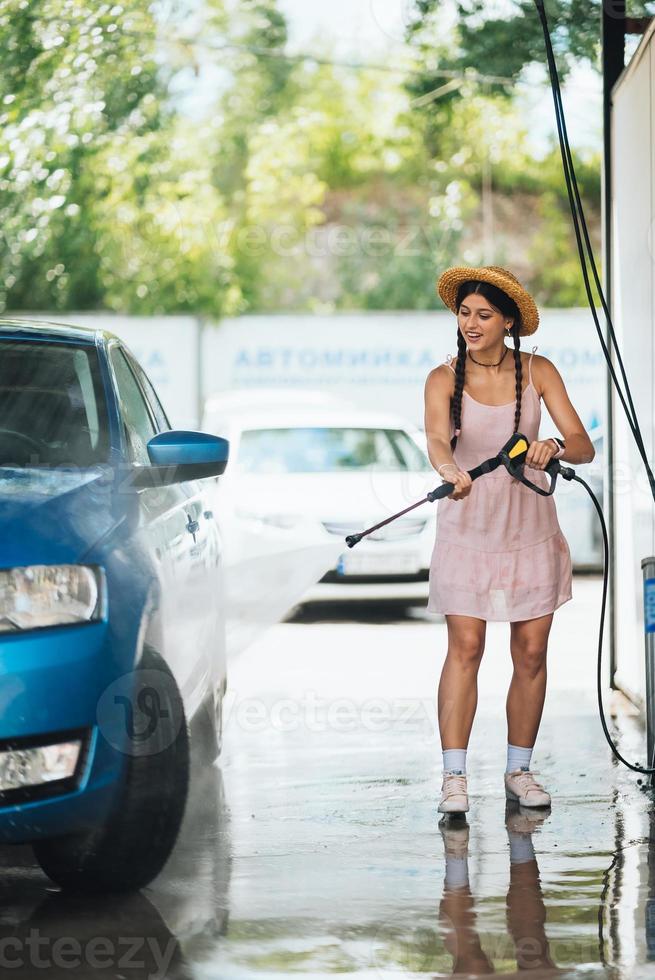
[131, 430, 230, 488]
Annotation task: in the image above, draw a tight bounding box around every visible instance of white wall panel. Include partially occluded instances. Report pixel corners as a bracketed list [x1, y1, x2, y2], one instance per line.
[611, 38, 655, 706]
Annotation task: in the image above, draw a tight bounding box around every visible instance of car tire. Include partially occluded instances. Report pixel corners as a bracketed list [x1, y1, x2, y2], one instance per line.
[32, 645, 189, 895]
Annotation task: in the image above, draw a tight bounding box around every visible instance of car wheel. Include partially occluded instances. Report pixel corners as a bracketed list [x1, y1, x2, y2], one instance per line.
[32, 646, 189, 895]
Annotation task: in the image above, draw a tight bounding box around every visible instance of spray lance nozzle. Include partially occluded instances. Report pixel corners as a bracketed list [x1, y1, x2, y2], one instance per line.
[344, 432, 574, 548]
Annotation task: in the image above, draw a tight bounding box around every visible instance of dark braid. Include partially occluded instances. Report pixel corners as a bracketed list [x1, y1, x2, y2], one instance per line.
[449, 315, 524, 452]
[511, 322, 522, 435]
[449, 328, 468, 451]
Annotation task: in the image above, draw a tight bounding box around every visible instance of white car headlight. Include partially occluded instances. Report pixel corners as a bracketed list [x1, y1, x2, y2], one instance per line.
[0, 565, 104, 633]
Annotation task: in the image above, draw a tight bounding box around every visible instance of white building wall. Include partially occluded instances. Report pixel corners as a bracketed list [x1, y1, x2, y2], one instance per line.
[611, 26, 655, 707]
[201, 310, 604, 434]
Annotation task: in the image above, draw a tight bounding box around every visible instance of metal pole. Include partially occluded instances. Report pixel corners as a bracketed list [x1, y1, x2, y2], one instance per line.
[602, 0, 625, 691]
[642, 557, 655, 787]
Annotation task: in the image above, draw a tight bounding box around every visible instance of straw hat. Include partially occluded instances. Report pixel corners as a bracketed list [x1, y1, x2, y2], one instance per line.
[436, 265, 539, 336]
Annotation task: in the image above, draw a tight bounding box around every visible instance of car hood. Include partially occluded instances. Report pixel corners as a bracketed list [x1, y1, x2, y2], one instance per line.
[227, 470, 439, 524]
[0, 466, 122, 566]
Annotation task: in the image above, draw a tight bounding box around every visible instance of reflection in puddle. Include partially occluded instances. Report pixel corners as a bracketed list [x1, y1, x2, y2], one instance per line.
[436, 805, 562, 977]
[0, 740, 654, 978]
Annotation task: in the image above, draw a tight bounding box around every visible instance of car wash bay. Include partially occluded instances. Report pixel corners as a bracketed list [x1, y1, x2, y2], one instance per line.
[1, 575, 654, 979]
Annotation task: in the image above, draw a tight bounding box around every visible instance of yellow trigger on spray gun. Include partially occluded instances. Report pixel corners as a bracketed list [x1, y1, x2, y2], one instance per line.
[508, 438, 529, 460]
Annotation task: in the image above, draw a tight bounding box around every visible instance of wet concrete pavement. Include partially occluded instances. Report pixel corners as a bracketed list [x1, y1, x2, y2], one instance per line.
[2, 574, 655, 978]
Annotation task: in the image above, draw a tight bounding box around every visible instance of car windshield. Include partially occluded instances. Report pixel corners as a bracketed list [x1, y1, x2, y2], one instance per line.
[0, 339, 110, 468]
[237, 426, 432, 474]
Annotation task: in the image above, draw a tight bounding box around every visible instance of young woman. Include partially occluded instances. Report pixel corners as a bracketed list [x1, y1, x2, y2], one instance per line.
[424, 265, 595, 814]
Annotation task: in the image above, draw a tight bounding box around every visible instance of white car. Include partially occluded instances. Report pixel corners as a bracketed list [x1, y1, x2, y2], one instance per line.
[202, 390, 438, 606]
[202, 389, 348, 647]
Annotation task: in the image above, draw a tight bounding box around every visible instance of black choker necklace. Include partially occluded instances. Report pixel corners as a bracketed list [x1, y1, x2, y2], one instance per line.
[467, 347, 508, 367]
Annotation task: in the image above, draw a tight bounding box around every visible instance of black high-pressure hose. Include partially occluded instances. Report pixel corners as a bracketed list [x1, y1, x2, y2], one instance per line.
[533, 0, 655, 776]
[533, 0, 655, 493]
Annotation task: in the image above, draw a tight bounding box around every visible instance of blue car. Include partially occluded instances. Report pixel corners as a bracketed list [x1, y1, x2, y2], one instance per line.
[0, 318, 229, 893]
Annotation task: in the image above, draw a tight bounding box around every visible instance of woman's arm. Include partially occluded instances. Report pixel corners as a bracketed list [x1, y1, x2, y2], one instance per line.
[536, 356, 595, 464]
[424, 366, 473, 500]
[424, 365, 457, 472]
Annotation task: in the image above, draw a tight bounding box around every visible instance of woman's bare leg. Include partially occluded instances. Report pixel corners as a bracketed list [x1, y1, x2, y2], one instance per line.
[507, 613, 554, 747]
[438, 614, 487, 749]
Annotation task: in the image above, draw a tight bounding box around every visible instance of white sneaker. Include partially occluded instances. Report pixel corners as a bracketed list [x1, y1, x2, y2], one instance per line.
[438, 770, 469, 813]
[504, 767, 551, 807]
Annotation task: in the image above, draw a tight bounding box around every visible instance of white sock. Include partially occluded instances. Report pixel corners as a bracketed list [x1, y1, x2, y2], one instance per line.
[445, 855, 470, 888]
[508, 831, 536, 865]
[506, 742, 533, 774]
[443, 748, 467, 775]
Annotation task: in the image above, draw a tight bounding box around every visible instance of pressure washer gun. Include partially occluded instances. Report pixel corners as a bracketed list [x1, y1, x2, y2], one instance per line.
[344, 432, 576, 548]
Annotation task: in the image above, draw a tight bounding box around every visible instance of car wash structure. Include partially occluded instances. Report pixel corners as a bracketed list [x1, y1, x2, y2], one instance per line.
[602, 5, 655, 732]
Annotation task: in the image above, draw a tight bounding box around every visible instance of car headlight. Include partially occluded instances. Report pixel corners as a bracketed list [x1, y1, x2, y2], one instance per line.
[0, 737, 83, 792]
[0, 565, 104, 633]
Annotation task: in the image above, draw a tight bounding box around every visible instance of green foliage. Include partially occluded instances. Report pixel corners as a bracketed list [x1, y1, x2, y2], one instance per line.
[527, 184, 602, 306]
[402, 0, 603, 309]
[407, 0, 605, 85]
[210, 0, 297, 200]
[332, 176, 472, 311]
[0, 0, 603, 314]
[91, 122, 242, 315]
[223, 60, 437, 312]
[0, 0, 167, 311]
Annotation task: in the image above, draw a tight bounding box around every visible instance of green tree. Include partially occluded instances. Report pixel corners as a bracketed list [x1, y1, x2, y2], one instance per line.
[0, 0, 167, 311]
[0, 0, 605, 315]
[407, 0, 654, 88]
[90, 119, 243, 315]
[400, 1, 604, 309]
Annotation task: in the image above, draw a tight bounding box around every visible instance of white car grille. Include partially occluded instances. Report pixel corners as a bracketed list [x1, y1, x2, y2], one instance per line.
[322, 518, 427, 541]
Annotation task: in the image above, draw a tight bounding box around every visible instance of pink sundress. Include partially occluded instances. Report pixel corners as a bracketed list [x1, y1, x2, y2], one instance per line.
[427, 346, 573, 622]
